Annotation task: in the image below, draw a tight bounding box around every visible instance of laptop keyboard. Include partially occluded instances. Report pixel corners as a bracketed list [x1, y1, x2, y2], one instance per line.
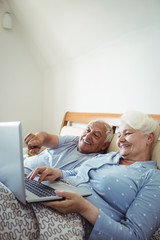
[25, 177, 56, 197]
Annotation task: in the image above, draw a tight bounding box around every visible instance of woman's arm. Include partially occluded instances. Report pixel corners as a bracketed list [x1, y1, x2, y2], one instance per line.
[89, 170, 160, 240]
[44, 191, 99, 225]
[27, 166, 79, 182]
[44, 170, 160, 240]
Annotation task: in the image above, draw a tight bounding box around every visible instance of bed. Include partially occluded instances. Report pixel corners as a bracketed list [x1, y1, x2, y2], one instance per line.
[1, 111, 160, 240]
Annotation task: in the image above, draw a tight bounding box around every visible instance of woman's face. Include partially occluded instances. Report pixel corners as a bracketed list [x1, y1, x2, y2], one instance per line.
[117, 124, 152, 161]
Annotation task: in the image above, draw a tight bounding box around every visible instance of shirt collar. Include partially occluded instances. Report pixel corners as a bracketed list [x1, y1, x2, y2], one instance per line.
[117, 152, 157, 169]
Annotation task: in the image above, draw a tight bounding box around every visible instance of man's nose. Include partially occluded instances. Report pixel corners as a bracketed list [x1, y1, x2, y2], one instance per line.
[85, 131, 93, 138]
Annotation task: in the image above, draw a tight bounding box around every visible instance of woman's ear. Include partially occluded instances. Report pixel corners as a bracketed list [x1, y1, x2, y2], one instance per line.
[146, 133, 154, 145]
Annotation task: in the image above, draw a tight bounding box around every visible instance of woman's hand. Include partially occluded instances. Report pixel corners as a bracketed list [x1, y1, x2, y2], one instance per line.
[44, 191, 99, 225]
[27, 166, 62, 183]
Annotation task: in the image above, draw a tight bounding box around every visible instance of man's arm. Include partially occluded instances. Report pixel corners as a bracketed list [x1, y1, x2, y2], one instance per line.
[24, 132, 59, 155]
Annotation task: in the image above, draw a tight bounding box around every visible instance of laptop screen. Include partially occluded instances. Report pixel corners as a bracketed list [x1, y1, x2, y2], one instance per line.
[0, 121, 26, 203]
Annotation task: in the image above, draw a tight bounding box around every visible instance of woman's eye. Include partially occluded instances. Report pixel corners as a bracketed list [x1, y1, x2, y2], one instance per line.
[124, 132, 131, 136]
[117, 132, 132, 137]
[117, 132, 121, 137]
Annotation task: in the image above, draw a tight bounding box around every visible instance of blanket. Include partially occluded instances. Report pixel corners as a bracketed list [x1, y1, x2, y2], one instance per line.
[0, 182, 86, 240]
[0, 182, 160, 240]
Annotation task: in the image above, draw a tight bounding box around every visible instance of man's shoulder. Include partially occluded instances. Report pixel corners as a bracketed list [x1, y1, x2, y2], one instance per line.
[58, 135, 79, 145]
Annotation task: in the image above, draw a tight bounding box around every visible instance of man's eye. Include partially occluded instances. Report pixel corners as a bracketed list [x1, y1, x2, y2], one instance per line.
[94, 133, 101, 138]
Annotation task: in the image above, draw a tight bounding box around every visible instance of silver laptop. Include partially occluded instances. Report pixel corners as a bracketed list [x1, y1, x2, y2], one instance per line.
[0, 121, 91, 204]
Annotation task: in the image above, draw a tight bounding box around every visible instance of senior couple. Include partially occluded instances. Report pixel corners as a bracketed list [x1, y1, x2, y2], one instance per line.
[1, 110, 160, 240]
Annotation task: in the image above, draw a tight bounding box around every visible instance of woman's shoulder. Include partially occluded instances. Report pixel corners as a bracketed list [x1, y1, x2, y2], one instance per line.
[144, 167, 160, 184]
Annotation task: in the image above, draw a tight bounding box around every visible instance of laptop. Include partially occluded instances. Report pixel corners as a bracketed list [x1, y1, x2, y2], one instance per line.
[0, 121, 92, 204]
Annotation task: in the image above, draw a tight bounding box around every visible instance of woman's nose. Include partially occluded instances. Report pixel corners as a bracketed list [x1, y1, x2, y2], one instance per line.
[118, 134, 125, 141]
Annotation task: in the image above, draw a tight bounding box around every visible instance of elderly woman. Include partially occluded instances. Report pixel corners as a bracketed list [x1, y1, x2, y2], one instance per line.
[0, 111, 160, 240]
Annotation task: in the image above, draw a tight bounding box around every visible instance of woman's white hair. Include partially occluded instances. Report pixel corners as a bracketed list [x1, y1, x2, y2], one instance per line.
[120, 111, 160, 143]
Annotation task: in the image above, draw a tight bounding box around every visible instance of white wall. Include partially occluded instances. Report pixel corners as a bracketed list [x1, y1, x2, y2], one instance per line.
[1, 0, 160, 135]
[41, 0, 160, 133]
[0, 1, 45, 139]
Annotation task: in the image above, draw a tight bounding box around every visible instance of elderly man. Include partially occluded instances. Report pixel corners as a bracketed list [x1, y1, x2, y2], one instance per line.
[24, 120, 113, 171]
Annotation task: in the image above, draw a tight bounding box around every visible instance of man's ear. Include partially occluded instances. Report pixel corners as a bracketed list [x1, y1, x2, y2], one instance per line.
[101, 142, 109, 151]
[146, 133, 154, 145]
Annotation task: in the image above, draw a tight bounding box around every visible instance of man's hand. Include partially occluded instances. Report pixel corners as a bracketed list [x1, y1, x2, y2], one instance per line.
[24, 132, 59, 155]
[24, 133, 43, 155]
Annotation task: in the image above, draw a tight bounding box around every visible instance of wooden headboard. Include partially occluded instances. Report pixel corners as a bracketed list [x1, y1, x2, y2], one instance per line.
[60, 111, 160, 133]
[59, 111, 160, 168]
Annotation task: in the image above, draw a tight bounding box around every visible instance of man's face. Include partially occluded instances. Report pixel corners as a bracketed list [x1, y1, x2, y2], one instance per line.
[78, 121, 109, 154]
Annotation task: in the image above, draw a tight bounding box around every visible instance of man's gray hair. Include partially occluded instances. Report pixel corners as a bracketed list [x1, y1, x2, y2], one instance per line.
[90, 120, 114, 143]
